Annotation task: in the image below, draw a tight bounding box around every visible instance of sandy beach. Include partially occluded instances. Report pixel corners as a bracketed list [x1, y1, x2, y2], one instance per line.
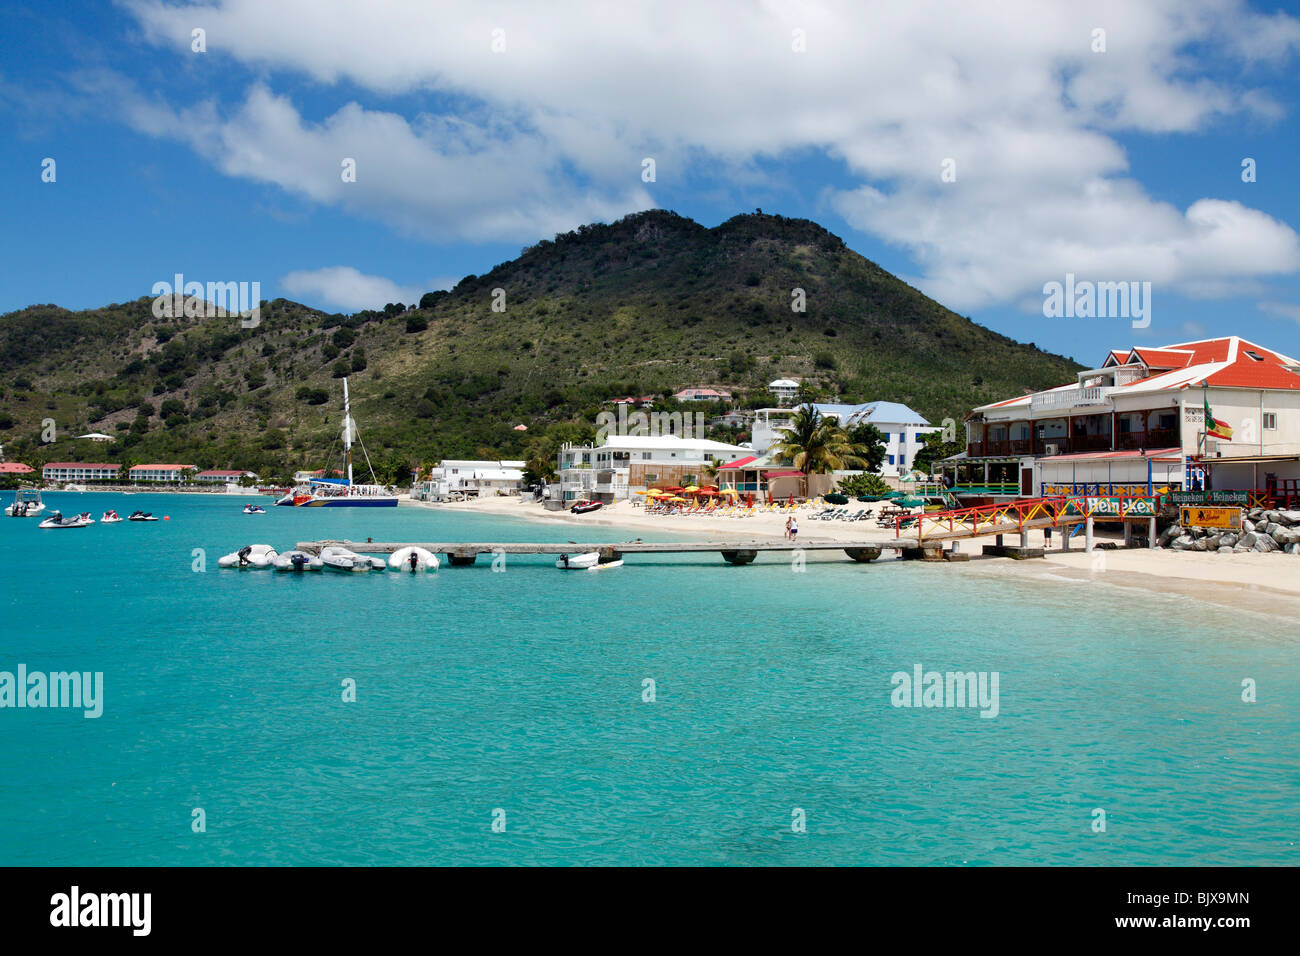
[404, 494, 1300, 611]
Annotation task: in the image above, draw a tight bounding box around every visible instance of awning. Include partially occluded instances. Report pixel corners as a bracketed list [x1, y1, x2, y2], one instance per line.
[1040, 446, 1181, 463]
[1200, 454, 1300, 466]
[717, 455, 758, 469]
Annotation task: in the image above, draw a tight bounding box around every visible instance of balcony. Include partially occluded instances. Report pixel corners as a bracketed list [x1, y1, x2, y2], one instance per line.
[1115, 429, 1178, 450]
[1029, 386, 1114, 413]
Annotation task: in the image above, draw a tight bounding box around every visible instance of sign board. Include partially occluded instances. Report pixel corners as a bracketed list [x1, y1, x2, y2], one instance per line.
[1082, 496, 1158, 517]
[1180, 506, 1241, 530]
[1169, 490, 1249, 506]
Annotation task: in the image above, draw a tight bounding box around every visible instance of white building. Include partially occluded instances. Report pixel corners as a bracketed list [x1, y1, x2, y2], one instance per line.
[557, 434, 751, 503]
[42, 462, 121, 483]
[416, 460, 525, 500]
[768, 379, 800, 405]
[194, 469, 258, 485]
[951, 336, 1300, 501]
[129, 464, 196, 483]
[751, 402, 938, 478]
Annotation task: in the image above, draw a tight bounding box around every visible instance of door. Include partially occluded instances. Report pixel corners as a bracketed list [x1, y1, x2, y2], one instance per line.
[1020, 467, 1034, 496]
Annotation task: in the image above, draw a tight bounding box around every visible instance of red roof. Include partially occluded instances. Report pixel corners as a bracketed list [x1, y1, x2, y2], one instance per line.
[1128, 347, 1192, 370]
[43, 462, 120, 469]
[1039, 446, 1182, 462]
[1120, 338, 1300, 391]
[196, 469, 246, 476]
[717, 455, 758, 469]
[0, 463, 34, 473]
[129, 463, 196, 470]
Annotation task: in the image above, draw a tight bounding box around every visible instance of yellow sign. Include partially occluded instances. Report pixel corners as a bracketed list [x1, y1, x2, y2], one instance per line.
[1180, 506, 1241, 530]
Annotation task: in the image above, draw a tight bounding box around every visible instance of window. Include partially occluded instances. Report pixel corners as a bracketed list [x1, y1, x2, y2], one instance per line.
[1263, 412, 1277, 430]
[887, 454, 895, 465]
[1244, 350, 1264, 362]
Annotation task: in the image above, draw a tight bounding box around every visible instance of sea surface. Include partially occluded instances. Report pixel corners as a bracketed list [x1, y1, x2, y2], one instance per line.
[1, 491, 1297, 866]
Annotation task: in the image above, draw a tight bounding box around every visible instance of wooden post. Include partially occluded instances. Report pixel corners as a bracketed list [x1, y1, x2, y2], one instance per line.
[1085, 515, 1094, 552]
[1062, 524, 1071, 551]
[1124, 521, 1134, 546]
[1148, 516, 1157, 549]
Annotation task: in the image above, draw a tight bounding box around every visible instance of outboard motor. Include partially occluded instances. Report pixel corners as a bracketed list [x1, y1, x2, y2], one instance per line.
[290, 552, 307, 572]
[237, 545, 253, 567]
[560, 554, 569, 567]
[408, 551, 419, 572]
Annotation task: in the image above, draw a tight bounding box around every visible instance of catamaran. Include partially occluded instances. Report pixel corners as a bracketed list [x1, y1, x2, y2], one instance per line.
[275, 377, 398, 507]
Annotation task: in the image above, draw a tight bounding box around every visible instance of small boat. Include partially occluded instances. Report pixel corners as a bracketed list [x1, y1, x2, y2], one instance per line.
[556, 551, 600, 570]
[217, 544, 279, 569]
[272, 550, 324, 572]
[570, 500, 603, 514]
[38, 511, 91, 529]
[320, 545, 386, 573]
[586, 559, 623, 572]
[5, 488, 45, 517]
[242, 504, 267, 515]
[101, 510, 122, 523]
[128, 511, 159, 522]
[388, 546, 440, 572]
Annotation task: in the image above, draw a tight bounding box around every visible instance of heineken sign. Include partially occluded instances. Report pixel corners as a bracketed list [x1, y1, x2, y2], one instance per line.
[1168, 491, 1249, 505]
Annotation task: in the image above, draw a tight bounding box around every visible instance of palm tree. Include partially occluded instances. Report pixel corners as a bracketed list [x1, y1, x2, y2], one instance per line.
[773, 404, 867, 474]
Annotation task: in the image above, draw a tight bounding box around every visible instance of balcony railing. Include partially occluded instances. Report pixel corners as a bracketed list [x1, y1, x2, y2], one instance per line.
[1029, 386, 1114, 412]
[968, 428, 1180, 457]
[1115, 429, 1178, 450]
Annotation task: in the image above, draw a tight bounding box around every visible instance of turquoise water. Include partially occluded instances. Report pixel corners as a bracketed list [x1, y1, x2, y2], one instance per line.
[1, 491, 1297, 865]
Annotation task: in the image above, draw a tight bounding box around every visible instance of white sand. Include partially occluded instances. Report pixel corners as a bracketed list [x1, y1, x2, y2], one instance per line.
[403, 495, 1300, 609]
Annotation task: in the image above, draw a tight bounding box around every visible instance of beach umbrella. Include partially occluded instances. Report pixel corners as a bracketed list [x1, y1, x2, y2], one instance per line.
[788, 493, 795, 506]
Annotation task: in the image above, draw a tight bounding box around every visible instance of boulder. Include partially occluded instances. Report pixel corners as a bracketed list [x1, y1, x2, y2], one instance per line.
[1170, 535, 1196, 550]
[1279, 510, 1300, 525]
[1193, 537, 1211, 551]
[1205, 534, 1222, 550]
[1238, 532, 1258, 549]
[1241, 519, 1256, 533]
[1265, 521, 1283, 538]
[1219, 533, 1238, 548]
[1158, 524, 1182, 546]
[1218, 546, 1235, 553]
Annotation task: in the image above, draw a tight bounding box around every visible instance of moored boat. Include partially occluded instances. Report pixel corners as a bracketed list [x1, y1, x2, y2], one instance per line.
[272, 550, 324, 572]
[128, 511, 159, 522]
[388, 546, 440, 572]
[217, 544, 279, 569]
[320, 545, 386, 572]
[556, 551, 601, 570]
[275, 378, 398, 507]
[242, 504, 267, 514]
[101, 510, 122, 523]
[5, 488, 45, 517]
[38, 511, 91, 529]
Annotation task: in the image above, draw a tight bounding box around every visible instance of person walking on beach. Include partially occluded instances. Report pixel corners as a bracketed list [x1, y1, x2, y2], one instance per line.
[788, 516, 798, 541]
[784, 516, 793, 540]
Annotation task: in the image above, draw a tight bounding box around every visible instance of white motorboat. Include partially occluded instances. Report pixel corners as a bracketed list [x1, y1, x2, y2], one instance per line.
[320, 545, 386, 572]
[272, 550, 324, 572]
[388, 546, 440, 572]
[38, 511, 91, 529]
[217, 544, 279, 569]
[556, 551, 601, 570]
[5, 488, 45, 517]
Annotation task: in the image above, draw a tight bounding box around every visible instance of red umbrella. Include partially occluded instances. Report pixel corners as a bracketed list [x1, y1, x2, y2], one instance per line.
[788, 493, 795, 506]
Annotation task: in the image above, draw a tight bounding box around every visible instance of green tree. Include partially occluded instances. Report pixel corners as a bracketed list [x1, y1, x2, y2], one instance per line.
[846, 422, 887, 472]
[773, 404, 866, 474]
[913, 430, 964, 474]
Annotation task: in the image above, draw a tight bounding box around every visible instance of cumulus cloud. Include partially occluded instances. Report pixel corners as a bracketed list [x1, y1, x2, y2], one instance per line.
[114, 0, 1300, 308]
[279, 266, 445, 311]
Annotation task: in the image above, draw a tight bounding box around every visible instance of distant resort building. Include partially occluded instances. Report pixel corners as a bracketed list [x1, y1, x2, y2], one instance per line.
[557, 434, 750, 503]
[948, 336, 1300, 501]
[293, 469, 343, 482]
[129, 464, 196, 483]
[415, 460, 525, 500]
[75, 432, 114, 443]
[607, 395, 656, 408]
[673, 386, 732, 402]
[194, 469, 259, 485]
[0, 462, 35, 475]
[42, 462, 121, 482]
[768, 379, 800, 405]
[751, 401, 938, 478]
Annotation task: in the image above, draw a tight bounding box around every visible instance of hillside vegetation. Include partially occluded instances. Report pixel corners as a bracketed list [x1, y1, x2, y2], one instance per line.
[0, 210, 1079, 480]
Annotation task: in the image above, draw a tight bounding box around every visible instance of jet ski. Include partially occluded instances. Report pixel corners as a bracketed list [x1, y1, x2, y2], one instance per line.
[217, 544, 279, 569]
[128, 511, 159, 522]
[388, 546, 440, 572]
[38, 511, 91, 529]
[101, 510, 122, 523]
[242, 504, 267, 515]
[272, 550, 324, 572]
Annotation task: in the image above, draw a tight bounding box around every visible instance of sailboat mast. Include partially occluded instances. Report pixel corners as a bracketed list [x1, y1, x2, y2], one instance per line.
[343, 377, 353, 486]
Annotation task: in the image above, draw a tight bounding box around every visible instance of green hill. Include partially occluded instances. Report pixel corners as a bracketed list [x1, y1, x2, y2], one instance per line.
[0, 209, 1080, 481]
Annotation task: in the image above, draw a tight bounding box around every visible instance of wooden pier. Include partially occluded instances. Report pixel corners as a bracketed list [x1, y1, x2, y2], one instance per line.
[297, 538, 905, 565]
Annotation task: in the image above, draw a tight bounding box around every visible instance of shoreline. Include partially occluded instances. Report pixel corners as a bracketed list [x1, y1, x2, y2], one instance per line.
[405, 495, 1300, 616]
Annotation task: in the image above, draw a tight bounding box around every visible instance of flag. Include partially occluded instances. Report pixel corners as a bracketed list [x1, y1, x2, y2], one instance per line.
[1204, 395, 1233, 440]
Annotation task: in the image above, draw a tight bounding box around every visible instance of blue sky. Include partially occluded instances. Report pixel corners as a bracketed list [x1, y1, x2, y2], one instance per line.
[3, 0, 1300, 367]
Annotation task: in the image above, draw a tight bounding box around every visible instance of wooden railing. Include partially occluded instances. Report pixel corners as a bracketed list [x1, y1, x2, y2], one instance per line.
[897, 494, 1161, 541]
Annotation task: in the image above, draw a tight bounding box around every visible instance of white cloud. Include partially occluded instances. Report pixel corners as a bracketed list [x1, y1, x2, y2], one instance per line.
[1258, 301, 1300, 324]
[279, 266, 437, 311]
[115, 0, 1300, 308]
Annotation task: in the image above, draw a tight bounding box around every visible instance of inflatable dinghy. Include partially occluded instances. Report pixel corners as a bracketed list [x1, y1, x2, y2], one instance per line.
[272, 550, 324, 572]
[218, 544, 279, 568]
[388, 546, 440, 572]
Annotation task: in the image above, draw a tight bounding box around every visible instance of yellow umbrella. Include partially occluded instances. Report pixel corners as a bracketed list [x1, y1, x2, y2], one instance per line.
[666, 495, 687, 503]
[718, 488, 739, 496]
[683, 485, 700, 493]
